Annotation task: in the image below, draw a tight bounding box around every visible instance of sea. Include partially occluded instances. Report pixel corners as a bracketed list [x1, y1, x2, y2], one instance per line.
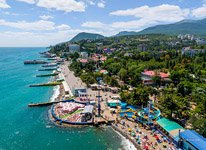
[0, 47, 136, 150]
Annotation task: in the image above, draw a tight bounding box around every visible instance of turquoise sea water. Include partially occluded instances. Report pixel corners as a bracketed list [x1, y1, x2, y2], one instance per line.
[0, 48, 124, 150]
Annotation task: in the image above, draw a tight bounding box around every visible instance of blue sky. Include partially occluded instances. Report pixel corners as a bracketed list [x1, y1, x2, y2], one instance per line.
[0, 0, 206, 47]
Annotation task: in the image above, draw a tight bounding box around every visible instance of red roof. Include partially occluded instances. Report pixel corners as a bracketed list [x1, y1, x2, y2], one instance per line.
[144, 71, 155, 76]
[92, 57, 99, 61]
[79, 59, 88, 63]
[143, 70, 169, 78]
[159, 72, 169, 78]
[100, 57, 107, 61]
[100, 69, 107, 73]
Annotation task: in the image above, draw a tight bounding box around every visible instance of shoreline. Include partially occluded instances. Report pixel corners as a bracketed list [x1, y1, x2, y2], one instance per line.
[111, 125, 141, 150]
[48, 61, 139, 150]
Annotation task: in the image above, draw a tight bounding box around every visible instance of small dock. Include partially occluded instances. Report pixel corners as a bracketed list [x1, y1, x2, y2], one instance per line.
[28, 100, 65, 107]
[29, 81, 62, 87]
[36, 73, 58, 77]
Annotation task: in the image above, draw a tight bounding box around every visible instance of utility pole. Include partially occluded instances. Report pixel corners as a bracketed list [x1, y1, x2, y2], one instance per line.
[96, 77, 102, 117]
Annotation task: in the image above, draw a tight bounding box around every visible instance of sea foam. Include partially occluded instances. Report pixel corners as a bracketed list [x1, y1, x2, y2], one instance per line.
[50, 85, 60, 102]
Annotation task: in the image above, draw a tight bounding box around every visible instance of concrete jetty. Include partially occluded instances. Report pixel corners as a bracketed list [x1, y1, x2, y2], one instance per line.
[28, 100, 65, 107]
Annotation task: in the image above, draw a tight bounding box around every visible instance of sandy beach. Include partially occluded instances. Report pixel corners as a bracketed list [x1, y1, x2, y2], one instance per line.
[51, 61, 175, 150]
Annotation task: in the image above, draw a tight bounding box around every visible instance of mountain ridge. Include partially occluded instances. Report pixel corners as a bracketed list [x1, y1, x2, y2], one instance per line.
[70, 32, 105, 42]
[69, 18, 206, 42]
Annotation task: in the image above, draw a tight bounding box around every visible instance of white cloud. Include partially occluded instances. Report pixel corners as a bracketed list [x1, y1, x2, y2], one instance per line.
[56, 24, 71, 30]
[0, 28, 106, 47]
[0, 0, 10, 8]
[15, 0, 86, 12]
[192, 5, 206, 18]
[36, 0, 86, 12]
[0, 31, 69, 47]
[111, 19, 156, 30]
[81, 21, 106, 28]
[0, 19, 56, 31]
[0, 19, 72, 32]
[16, 0, 36, 4]
[110, 4, 190, 23]
[86, 0, 95, 5]
[39, 15, 53, 20]
[97, 0, 105, 8]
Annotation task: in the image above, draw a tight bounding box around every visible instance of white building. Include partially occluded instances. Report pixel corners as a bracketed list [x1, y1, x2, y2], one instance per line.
[80, 52, 88, 58]
[196, 38, 206, 45]
[68, 44, 80, 53]
[182, 47, 206, 57]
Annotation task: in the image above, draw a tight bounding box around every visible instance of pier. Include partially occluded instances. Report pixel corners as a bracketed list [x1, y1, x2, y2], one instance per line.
[38, 68, 57, 71]
[24, 60, 47, 64]
[29, 82, 62, 87]
[28, 100, 65, 107]
[36, 73, 58, 77]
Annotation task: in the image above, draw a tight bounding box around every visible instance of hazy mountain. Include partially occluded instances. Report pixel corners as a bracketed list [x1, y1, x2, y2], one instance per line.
[114, 31, 138, 36]
[70, 32, 105, 42]
[137, 18, 206, 35]
[70, 18, 206, 41]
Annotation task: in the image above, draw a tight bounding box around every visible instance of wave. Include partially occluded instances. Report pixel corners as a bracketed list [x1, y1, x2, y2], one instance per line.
[50, 85, 60, 102]
[112, 128, 137, 150]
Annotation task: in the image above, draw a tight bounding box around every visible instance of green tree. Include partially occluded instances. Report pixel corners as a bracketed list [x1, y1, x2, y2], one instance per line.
[118, 68, 127, 81]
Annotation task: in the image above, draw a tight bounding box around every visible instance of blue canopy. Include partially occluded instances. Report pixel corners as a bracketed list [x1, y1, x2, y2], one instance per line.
[180, 130, 206, 150]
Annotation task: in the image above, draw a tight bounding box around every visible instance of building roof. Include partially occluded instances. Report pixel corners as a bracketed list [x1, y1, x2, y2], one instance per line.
[180, 130, 206, 150]
[142, 70, 169, 78]
[100, 57, 107, 61]
[100, 69, 108, 74]
[159, 72, 169, 78]
[79, 59, 88, 63]
[157, 117, 184, 136]
[82, 105, 94, 114]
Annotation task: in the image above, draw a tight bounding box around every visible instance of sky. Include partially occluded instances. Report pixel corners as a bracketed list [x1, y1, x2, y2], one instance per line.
[0, 0, 206, 47]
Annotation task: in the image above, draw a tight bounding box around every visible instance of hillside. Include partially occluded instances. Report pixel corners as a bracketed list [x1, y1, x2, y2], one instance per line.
[137, 18, 206, 36]
[114, 31, 138, 37]
[70, 32, 105, 42]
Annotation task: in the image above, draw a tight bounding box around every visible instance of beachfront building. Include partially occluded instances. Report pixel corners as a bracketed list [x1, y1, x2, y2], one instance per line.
[109, 87, 119, 93]
[156, 117, 185, 145]
[107, 99, 120, 108]
[68, 44, 80, 53]
[196, 38, 206, 45]
[181, 47, 206, 57]
[90, 83, 99, 90]
[72, 87, 87, 97]
[178, 130, 206, 150]
[141, 70, 170, 86]
[80, 52, 88, 58]
[81, 105, 94, 121]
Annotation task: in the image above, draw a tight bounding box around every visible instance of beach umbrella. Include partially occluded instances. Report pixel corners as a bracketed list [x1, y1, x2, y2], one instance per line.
[138, 139, 141, 144]
[131, 132, 136, 137]
[144, 145, 149, 150]
[128, 128, 132, 132]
